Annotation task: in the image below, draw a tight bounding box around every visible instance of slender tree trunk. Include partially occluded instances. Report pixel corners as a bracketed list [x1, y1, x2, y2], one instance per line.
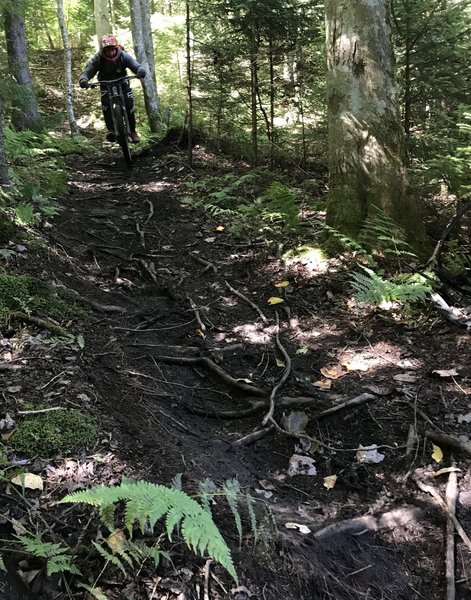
[0, 97, 9, 185]
[130, 0, 160, 133]
[185, 0, 193, 165]
[325, 0, 422, 242]
[250, 16, 258, 167]
[269, 35, 275, 167]
[4, 2, 40, 132]
[57, 0, 77, 136]
[94, 0, 111, 43]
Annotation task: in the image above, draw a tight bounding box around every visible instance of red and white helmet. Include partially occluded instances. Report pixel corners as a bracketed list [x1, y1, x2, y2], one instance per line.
[100, 34, 121, 62]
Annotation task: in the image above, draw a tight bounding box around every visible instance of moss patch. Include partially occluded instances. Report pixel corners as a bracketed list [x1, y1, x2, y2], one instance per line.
[11, 410, 98, 458]
[0, 274, 74, 328]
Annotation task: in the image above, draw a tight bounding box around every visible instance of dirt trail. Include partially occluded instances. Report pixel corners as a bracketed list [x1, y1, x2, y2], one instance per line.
[12, 146, 471, 599]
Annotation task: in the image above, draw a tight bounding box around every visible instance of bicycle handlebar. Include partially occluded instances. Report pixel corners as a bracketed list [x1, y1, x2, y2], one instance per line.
[88, 75, 139, 89]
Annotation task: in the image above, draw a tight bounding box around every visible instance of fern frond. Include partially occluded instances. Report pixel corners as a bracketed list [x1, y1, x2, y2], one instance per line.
[198, 478, 217, 514]
[16, 534, 79, 576]
[79, 584, 108, 600]
[92, 541, 127, 575]
[223, 479, 242, 547]
[61, 481, 238, 582]
[350, 267, 431, 305]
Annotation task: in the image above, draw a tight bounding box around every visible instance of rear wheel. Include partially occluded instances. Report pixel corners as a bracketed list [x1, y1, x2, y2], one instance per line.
[112, 103, 132, 166]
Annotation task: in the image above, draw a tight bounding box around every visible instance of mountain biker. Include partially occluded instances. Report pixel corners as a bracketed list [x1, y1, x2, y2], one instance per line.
[79, 34, 146, 143]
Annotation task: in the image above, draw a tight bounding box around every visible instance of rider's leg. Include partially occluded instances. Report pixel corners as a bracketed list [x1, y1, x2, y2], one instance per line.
[124, 85, 140, 143]
[100, 85, 115, 141]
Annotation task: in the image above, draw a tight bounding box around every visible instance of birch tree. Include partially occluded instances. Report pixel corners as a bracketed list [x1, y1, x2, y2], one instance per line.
[94, 0, 111, 41]
[325, 0, 421, 240]
[56, 0, 77, 136]
[3, 0, 40, 131]
[130, 0, 160, 132]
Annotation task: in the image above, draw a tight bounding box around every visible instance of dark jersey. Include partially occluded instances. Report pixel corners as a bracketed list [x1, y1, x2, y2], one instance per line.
[80, 49, 142, 82]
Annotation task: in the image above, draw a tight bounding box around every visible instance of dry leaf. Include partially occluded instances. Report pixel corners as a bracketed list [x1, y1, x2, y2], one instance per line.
[323, 475, 337, 489]
[7, 386, 22, 393]
[320, 364, 347, 380]
[393, 373, 418, 383]
[107, 529, 126, 554]
[288, 454, 317, 476]
[356, 444, 385, 464]
[431, 443, 443, 463]
[274, 280, 290, 288]
[204, 237, 216, 243]
[11, 473, 44, 491]
[313, 379, 332, 390]
[285, 522, 311, 534]
[267, 296, 284, 305]
[215, 225, 225, 231]
[432, 369, 459, 378]
[276, 358, 285, 368]
[1, 430, 15, 441]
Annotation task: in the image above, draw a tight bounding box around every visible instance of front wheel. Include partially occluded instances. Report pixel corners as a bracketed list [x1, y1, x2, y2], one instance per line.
[112, 103, 132, 167]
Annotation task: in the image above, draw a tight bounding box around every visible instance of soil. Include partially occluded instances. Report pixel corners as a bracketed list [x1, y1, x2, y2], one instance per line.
[1, 141, 470, 600]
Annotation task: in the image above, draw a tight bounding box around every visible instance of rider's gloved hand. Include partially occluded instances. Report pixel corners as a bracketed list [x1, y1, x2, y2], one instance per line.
[79, 78, 89, 89]
[136, 68, 146, 79]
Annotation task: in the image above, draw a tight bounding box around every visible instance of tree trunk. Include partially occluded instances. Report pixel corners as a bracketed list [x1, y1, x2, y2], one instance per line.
[185, 0, 193, 165]
[56, 0, 78, 136]
[325, 0, 421, 241]
[250, 16, 258, 167]
[0, 96, 9, 185]
[130, 0, 160, 133]
[3, 2, 40, 132]
[94, 0, 111, 43]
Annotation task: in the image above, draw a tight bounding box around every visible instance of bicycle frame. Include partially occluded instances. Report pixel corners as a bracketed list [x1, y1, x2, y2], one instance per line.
[89, 75, 138, 166]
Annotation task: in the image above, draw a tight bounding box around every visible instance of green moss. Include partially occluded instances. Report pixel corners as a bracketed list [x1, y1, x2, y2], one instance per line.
[0, 274, 74, 327]
[0, 219, 24, 246]
[10, 410, 98, 458]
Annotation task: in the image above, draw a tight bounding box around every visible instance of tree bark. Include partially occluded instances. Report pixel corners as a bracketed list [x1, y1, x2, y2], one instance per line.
[56, 0, 78, 136]
[130, 0, 160, 133]
[325, 0, 421, 242]
[3, 1, 40, 132]
[185, 0, 193, 164]
[0, 96, 9, 185]
[94, 0, 111, 43]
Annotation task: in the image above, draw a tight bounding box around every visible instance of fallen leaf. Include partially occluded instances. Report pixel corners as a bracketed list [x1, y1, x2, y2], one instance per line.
[276, 358, 285, 368]
[432, 369, 459, 378]
[457, 413, 471, 424]
[296, 347, 309, 355]
[431, 443, 443, 463]
[1, 430, 15, 441]
[356, 444, 385, 464]
[288, 454, 317, 476]
[11, 473, 44, 491]
[393, 373, 418, 383]
[204, 237, 216, 243]
[215, 225, 225, 231]
[274, 280, 290, 288]
[7, 386, 22, 393]
[313, 379, 332, 390]
[255, 488, 273, 499]
[285, 522, 311, 534]
[281, 411, 309, 435]
[320, 364, 347, 380]
[0, 413, 15, 431]
[267, 296, 284, 305]
[107, 529, 126, 554]
[323, 475, 337, 489]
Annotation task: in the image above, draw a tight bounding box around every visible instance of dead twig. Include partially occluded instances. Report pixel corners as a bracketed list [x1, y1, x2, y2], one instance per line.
[225, 280, 268, 322]
[188, 297, 207, 332]
[262, 312, 292, 426]
[136, 222, 145, 247]
[203, 559, 212, 600]
[144, 198, 154, 224]
[17, 407, 66, 415]
[446, 461, 458, 600]
[190, 252, 217, 274]
[231, 426, 275, 447]
[414, 478, 471, 552]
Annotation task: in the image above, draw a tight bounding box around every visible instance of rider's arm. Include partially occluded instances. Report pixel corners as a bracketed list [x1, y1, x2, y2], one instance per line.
[121, 52, 146, 77]
[79, 53, 101, 83]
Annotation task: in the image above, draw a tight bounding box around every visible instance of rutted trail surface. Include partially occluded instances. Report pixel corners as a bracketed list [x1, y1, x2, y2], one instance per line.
[6, 146, 470, 599]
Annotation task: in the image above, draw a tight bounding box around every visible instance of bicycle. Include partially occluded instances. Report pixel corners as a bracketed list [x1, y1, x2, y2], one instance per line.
[89, 75, 138, 166]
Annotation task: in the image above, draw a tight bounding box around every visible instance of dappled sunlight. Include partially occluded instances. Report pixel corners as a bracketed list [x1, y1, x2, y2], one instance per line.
[282, 245, 330, 275]
[233, 322, 275, 345]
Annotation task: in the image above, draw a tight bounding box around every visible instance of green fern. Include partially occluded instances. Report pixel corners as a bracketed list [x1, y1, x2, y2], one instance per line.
[223, 479, 243, 548]
[359, 208, 416, 259]
[322, 223, 376, 265]
[61, 480, 238, 582]
[16, 534, 81, 576]
[351, 266, 431, 305]
[260, 182, 299, 228]
[198, 477, 217, 514]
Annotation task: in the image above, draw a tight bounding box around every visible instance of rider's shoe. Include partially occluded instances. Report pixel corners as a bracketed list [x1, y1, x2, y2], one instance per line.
[106, 131, 116, 142]
[130, 131, 140, 144]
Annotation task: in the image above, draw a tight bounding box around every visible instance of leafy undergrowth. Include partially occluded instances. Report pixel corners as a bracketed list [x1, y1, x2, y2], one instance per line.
[0, 144, 470, 600]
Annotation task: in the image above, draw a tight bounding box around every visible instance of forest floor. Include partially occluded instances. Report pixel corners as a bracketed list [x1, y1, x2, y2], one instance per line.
[1, 139, 471, 600]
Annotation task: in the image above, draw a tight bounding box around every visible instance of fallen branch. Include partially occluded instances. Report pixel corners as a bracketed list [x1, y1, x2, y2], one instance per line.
[225, 281, 268, 322]
[430, 292, 471, 329]
[152, 355, 267, 396]
[10, 312, 69, 337]
[263, 313, 292, 426]
[17, 406, 66, 415]
[231, 426, 275, 447]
